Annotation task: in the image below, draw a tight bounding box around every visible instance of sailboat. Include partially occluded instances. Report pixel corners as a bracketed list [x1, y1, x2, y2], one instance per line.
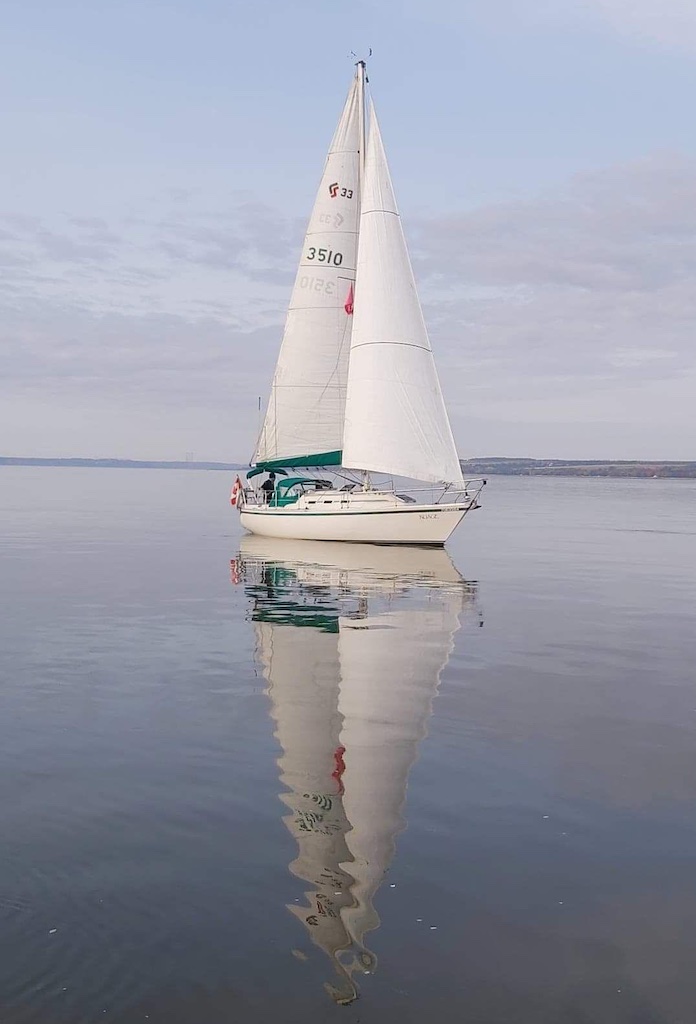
[235, 61, 485, 546]
[235, 535, 481, 1002]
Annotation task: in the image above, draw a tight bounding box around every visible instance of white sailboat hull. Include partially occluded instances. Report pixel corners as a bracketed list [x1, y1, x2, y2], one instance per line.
[240, 499, 471, 546]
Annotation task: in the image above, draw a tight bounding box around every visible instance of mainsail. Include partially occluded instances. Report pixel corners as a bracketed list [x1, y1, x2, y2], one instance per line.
[254, 72, 362, 470]
[341, 104, 464, 486]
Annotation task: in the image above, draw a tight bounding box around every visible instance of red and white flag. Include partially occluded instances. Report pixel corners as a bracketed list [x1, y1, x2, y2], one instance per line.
[344, 283, 354, 315]
[230, 475, 243, 507]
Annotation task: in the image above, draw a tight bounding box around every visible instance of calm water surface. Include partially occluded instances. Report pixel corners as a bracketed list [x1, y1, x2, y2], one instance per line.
[0, 469, 695, 1023]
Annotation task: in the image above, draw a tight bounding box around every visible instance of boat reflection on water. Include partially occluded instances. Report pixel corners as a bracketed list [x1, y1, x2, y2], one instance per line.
[233, 537, 482, 1004]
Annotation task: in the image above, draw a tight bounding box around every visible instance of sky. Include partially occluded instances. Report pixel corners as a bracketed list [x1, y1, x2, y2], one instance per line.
[1, 0, 695, 461]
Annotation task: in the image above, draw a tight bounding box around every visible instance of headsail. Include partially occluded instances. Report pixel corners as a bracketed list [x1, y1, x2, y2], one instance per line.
[341, 103, 464, 486]
[254, 73, 362, 470]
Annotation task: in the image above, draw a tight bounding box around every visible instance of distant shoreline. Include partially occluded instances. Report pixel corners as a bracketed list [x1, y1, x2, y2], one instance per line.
[461, 458, 696, 479]
[2, 456, 694, 478]
[0, 457, 243, 471]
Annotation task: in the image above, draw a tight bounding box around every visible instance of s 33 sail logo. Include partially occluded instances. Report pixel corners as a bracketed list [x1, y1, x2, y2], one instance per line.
[328, 182, 354, 199]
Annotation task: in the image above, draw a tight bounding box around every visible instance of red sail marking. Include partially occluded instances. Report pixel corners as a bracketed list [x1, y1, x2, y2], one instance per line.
[332, 746, 346, 795]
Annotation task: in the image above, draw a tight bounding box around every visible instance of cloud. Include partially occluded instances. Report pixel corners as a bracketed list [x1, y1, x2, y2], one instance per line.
[34, 229, 120, 264]
[0, 197, 292, 462]
[415, 154, 696, 400]
[153, 202, 301, 286]
[583, 0, 696, 51]
[1, 302, 277, 404]
[395, 0, 696, 52]
[0, 200, 296, 322]
[1, 153, 694, 458]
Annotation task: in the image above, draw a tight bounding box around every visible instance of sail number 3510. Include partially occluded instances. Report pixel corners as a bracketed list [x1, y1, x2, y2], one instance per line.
[306, 248, 343, 266]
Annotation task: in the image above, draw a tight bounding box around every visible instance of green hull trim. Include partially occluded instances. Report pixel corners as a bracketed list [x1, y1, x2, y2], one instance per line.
[253, 450, 342, 471]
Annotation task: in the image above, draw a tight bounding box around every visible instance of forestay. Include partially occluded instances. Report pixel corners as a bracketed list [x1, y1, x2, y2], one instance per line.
[341, 104, 464, 487]
[254, 74, 362, 469]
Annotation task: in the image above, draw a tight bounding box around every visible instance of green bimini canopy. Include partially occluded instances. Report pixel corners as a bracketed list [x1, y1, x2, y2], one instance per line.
[246, 466, 289, 480]
[252, 450, 342, 473]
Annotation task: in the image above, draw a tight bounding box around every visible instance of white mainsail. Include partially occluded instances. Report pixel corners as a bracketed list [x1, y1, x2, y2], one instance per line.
[254, 73, 362, 468]
[342, 103, 465, 486]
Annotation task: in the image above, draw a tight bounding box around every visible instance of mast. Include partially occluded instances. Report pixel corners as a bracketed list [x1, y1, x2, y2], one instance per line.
[356, 59, 369, 492]
[356, 60, 367, 191]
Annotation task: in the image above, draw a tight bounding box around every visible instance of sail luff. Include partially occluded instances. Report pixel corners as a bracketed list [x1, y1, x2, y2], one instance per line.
[254, 74, 362, 468]
[341, 103, 465, 486]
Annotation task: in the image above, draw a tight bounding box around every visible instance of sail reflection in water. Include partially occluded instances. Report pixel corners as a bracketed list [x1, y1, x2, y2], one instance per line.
[234, 538, 481, 1003]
